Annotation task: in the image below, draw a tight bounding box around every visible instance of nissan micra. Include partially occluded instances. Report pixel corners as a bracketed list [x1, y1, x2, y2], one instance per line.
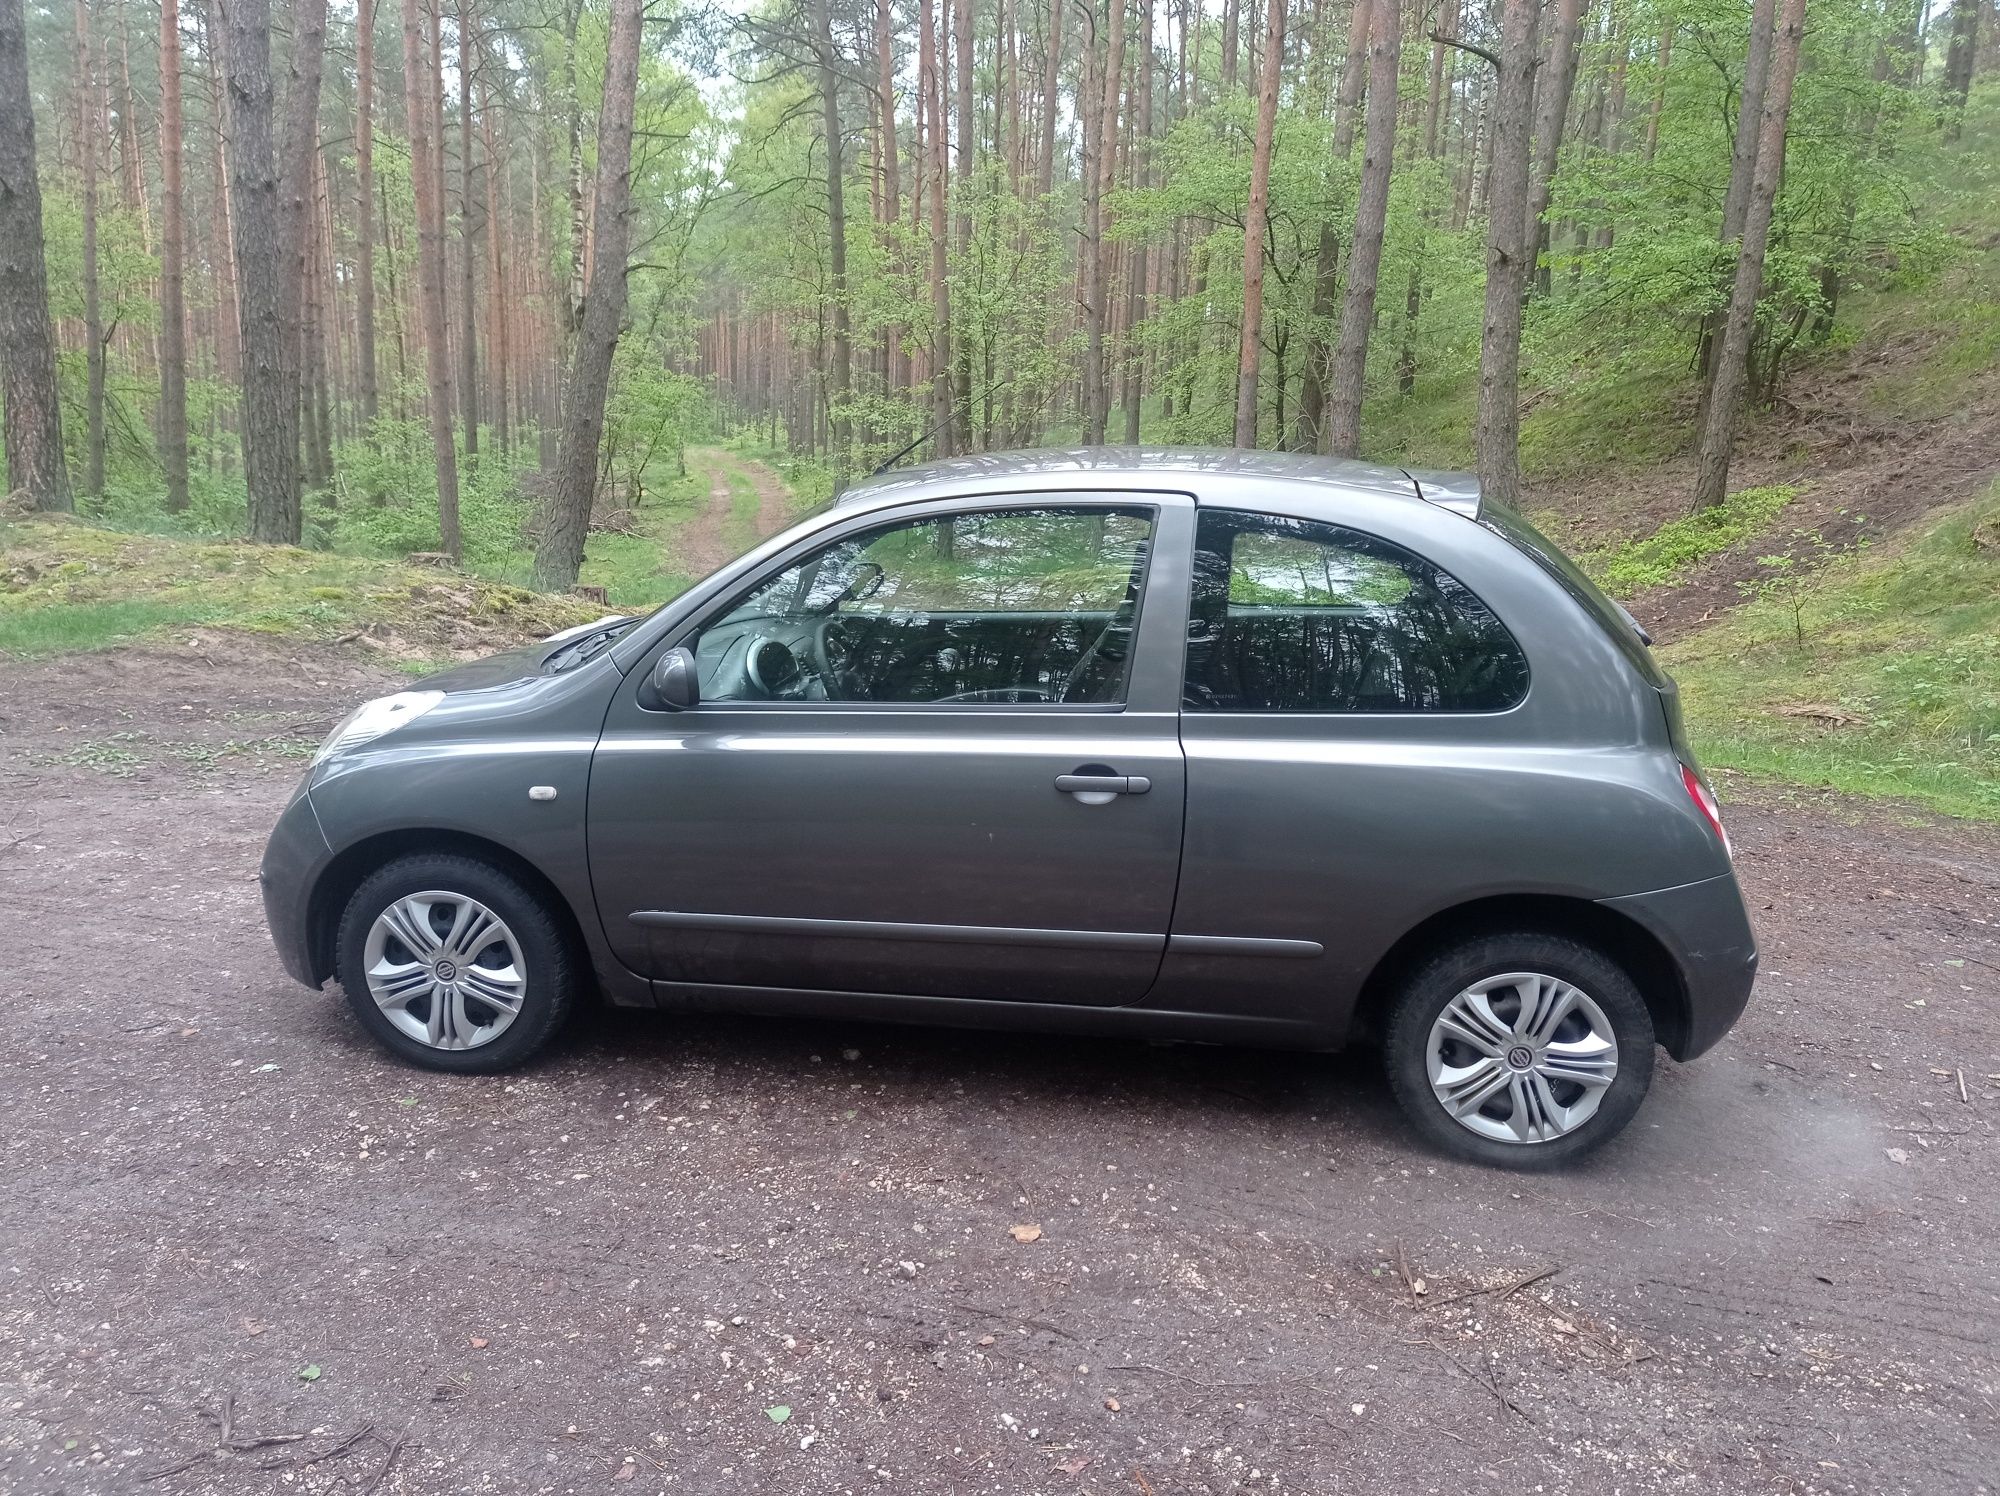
[261, 449, 1757, 1168]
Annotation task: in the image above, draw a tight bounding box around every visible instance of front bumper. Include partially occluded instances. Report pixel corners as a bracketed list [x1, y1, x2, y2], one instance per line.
[1600, 872, 1758, 1060]
[259, 779, 334, 988]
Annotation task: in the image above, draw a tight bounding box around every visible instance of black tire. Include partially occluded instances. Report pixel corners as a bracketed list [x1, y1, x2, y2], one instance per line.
[334, 852, 579, 1073]
[1382, 932, 1655, 1169]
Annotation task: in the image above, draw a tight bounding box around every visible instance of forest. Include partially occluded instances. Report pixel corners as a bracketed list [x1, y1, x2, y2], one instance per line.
[0, 0, 1995, 807]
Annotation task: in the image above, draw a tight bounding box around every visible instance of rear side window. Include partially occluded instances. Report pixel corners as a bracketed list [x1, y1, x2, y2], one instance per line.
[1480, 503, 1667, 688]
[1184, 511, 1528, 713]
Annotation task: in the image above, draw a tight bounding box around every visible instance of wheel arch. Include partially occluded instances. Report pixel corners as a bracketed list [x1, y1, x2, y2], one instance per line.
[306, 828, 592, 988]
[1349, 894, 1691, 1058]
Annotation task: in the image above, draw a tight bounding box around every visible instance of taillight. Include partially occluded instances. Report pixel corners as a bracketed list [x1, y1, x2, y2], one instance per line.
[1680, 763, 1732, 859]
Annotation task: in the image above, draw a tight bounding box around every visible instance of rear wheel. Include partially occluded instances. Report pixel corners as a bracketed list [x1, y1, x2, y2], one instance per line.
[1382, 932, 1654, 1169]
[334, 853, 578, 1072]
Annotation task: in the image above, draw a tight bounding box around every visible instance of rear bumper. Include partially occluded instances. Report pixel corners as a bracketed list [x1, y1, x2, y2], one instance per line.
[1600, 872, 1758, 1061]
[260, 781, 334, 988]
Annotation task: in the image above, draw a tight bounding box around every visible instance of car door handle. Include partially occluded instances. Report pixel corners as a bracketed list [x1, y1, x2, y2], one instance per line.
[1055, 773, 1151, 796]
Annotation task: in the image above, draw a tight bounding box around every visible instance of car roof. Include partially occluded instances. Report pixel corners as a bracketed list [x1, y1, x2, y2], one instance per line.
[832, 446, 1482, 519]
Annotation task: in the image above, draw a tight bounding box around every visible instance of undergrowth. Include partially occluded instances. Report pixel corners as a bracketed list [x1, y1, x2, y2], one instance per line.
[1588, 484, 1803, 596]
[1668, 481, 2000, 821]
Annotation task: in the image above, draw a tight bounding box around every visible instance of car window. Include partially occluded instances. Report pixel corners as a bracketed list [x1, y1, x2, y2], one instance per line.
[688, 506, 1155, 705]
[1185, 510, 1528, 713]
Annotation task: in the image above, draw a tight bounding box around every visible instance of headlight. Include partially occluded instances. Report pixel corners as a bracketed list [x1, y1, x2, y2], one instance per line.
[313, 690, 445, 765]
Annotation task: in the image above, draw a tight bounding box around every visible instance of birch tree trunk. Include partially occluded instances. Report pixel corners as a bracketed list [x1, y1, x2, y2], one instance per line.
[0, 0, 69, 511]
[1691, 0, 1807, 510]
[1232, 0, 1285, 447]
[534, 0, 642, 588]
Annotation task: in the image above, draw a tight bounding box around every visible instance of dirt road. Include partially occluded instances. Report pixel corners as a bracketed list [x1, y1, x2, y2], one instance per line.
[1, 641, 1996, 1495]
[673, 449, 798, 580]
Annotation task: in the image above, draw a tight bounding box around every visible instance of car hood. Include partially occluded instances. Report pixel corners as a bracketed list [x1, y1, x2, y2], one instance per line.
[413, 641, 555, 694]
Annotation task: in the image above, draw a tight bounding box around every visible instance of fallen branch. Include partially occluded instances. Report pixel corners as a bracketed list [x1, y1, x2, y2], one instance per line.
[1422, 1262, 1563, 1311]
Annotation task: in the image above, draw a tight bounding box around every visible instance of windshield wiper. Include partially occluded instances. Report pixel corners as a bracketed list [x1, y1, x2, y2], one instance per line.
[543, 616, 636, 673]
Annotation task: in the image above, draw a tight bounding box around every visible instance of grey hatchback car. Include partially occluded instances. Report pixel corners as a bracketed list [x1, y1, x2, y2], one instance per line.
[262, 448, 1756, 1167]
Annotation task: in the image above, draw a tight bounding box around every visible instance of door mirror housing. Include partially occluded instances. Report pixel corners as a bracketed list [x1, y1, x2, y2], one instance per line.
[651, 646, 700, 710]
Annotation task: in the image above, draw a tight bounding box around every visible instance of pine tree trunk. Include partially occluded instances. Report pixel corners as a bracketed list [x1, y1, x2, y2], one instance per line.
[1297, 0, 1372, 451]
[922, 0, 955, 455]
[354, 0, 379, 432]
[949, 0, 976, 448]
[1121, 0, 1153, 444]
[459, 0, 480, 465]
[159, 0, 191, 511]
[1037, 0, 1062, 198]
[875, 0, 906, 398]
[1694, 0, 1776, 391]
[814, 0, 853, 479]
[1474, 0, 1542, 509]
[1232, 0, 1285, 447]
[225, 0, 303, 542]
[1322, 0, 1400, 457]
[1691, 0, 1806, 510]
[1079, 0, 1106, 442]
[479, 58, 508, 455]
[77, 0, 107, 497]
[534, 0, 641, 589]
[0, 0, 70, 511]
[401, 0, 461, 558]
[1943, 0, 1980, 138]
[1525, 0, 1587, 298]
[280, 0, 327, 484]
[201, 0, 240, 390]
[563, 0, 585, 341]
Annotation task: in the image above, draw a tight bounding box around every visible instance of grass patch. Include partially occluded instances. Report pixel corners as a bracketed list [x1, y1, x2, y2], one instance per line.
[1668, 482, 2000, 821]
[0, 596, 226, 657]
[1586, 483, 1802, 596]
[1, 517, 604, 663]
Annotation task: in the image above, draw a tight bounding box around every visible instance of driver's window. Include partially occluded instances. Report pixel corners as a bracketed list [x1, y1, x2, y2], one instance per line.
[688, 506, 1154, 705]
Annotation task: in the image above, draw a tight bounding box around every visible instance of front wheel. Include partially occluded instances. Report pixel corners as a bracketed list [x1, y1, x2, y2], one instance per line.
[334, 853, 579, 1072]
[1382, 932, 1655, 1169]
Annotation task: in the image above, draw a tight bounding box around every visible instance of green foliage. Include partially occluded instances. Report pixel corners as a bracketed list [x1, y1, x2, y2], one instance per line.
[1669, 483, 2000, 820]
[1735, 524, 1869, 653]
[1589, 485, 1802, 595]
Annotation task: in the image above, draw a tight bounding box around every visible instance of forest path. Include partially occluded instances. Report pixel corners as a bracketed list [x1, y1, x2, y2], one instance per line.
[677, 446, 798, 581]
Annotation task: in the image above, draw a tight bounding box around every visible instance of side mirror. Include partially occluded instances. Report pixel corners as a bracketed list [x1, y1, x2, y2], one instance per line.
[651, 646, 700, 710]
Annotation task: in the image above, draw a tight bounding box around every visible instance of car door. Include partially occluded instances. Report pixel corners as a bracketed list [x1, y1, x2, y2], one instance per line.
[588, 493, 1195, 1005]
[1158, 506, 1536, 1024]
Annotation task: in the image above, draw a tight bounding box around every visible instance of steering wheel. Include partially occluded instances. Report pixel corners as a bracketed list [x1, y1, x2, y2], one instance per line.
[816, 620, 871, 700]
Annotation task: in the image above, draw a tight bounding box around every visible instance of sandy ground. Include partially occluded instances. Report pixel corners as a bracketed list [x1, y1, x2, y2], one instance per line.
[1, 640, 1996, 1496]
